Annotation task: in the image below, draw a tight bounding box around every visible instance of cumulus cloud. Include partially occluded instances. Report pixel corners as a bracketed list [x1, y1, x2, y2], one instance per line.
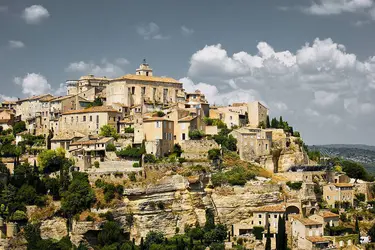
[0, 94, 18, 101]
[22, 5, 50, 24]
[181, 26, 194, 36]
[65, 58, 128, 78]
[302, 0, 373, 15]
[8, 40, 25, 49]
[14, 73, 52, 96]
[136, 22, 170, 40]
[186, 38, 375, 144]
[54, 83, 67, 96]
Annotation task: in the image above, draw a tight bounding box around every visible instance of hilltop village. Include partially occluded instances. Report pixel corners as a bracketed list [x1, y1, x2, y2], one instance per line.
[0, 61, 374, 250]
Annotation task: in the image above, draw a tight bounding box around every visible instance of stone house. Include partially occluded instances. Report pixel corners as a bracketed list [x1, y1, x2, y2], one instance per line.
[106, 61, 184, 107]
[60, 106, 122, 136]
[209, 105, 247, 128]
[69, 136, 114, 156]
[185, 90, 209, 117]
[16, 94, 54, 121]
[51, 131, 85, 151]
[230, 127, 272, 162]
[0, 109, 15, 130]
[323, 183, 354, 208]
[1, 100, 17, 111]
[142, 117, 174, 157]
[291, 217, 329, 249]
[308, 210, 340, 228]
[247, 101, 268, 128]
[67, 75, 110, 101]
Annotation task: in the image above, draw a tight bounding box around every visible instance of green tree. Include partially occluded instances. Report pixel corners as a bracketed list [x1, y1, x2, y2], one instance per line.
[100, 125, 119, 141]
[173, 144, 183, 157]
[266, 115, 270, 128]
[270, 118, 279, 128]
[369, 223, 375, 242]
[37, 148, 68, 173]
[355, 216, 360, 243]
[13, 121, 26, 135]
[265, 224, 271, 250]
[341, 160, 368, 182]
[98, 221, 123, 246]
[145, 231, 165, 249]
[61, 172, 95, 217]
[204, 209, 215, 231]
[87, 97, 103, 107]
[188, 130, 205, 140]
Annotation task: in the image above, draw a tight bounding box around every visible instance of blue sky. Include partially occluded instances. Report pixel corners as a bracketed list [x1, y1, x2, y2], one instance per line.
[1, 0, 375, 145]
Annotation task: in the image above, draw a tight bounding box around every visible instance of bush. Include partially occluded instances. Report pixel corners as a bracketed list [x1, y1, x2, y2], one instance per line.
[189, 130, 205, 140]
[208, 149, 221, 161]
[116, 145, 144, 160]
[106, 144, 116, 152]
[252, 226, 264, 240]
[211, 166, 256, 187]
[85, 215, 95, 221]
[128, 172, 137, 182]
[99, 125, 119, 141]
[94, 161, 100, 168]
[286, 181, 303, 190]
[133, 162, 140, 168]
[124, 127, 134, 133]
[144, 154, 156, 163]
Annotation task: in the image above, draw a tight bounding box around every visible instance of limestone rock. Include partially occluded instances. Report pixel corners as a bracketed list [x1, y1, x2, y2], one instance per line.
[40, 217, 68, 241]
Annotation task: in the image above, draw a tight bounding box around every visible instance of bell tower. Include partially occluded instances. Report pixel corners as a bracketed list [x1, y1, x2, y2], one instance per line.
[136, 59, 153, 76]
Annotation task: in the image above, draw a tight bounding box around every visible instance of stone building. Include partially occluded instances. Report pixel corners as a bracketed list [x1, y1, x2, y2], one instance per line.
[0, 110, 15, 130]
[106, 61, 184, 108]
[247, 101, 268, 128]
[290, 217, 328, 250]
[1, 100, 17, 111]
[67, 75, 110, 101]
[323, 183, 354, 208]
[60, 106, 122, 136]
[230, 127, 272, 162]
[142, 117, 174, 157]
[185, 90, 209, 117]
[15, 94, 54, 121]
[308, 211, 339, 228]
[209, 105, 247, 128]
[51, 131, 85, 151]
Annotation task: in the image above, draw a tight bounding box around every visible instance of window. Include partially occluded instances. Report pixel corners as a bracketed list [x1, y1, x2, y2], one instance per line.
[259, 221, 261, 225]
[182, 133, 186, 140]
[132, 87, 135, 95]
[90, 116, 92, 122]
[76, 116, 78, 122]
[146, 72, 149, 76]
[156, 121, 161, 128]
[65, 117, 67, 123]
[153, 88, 156, 98]
[258, 215, 262, 218]
[230, 116, 232, 120]
[274, 215, 277, 218]
[169, 122, 172, 129]
[83, 116, 86, 122]
[141, 87, 146, 95]
[96, 115, 99, 123]
[71, 117, 73, 123]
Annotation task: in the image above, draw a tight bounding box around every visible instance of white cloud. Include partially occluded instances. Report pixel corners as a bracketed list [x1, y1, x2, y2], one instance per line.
[370, 7, 375, 19]
[22, 5, 50, 25]
[54, 83, 67, 96]
[181, 26, 194, 36]
[0, 95, 18, 101]
[186, 38, 375, 144]
[0, 6, 8, 13]
[303, 0, 373, 15]
[8, 40, 25, 49]
[14, 73, 51, 96]
[136, 22, 170, 40]
[65, 58, 128, 78]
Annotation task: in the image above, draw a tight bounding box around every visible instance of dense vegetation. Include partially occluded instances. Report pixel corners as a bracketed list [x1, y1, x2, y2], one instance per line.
[211, 166, 255, 186]
[100, 125, 119, 141]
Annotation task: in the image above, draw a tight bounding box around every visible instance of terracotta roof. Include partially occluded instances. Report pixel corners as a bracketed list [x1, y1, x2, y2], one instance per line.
[113, 74, 181, 84]
[40, 96, 56, 102]
[178, 116, 196, 122]
[232, 102, 247, 107]
[70, 137, 113, 146]
[79, 75, 110, 81]
[0, 119, 11, 124]
[119, 118, 134, 124]
[254, 204, 285, 213]
[143, 117, 173, 122]
[306, 236, 330, 243]
[62, 106, 120, 115]
[51, 131, 85, 141]
[319, 211, 339, 218]
[51, 95, 73, 102]
[334, 183, 354, 188]
[18, 94, 53, 102]
[295, 218, 322, 226]
[1, 101, 16, 105]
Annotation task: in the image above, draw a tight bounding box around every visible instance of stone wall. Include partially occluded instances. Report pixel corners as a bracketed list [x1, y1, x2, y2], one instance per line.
[180, 140, 219, 160]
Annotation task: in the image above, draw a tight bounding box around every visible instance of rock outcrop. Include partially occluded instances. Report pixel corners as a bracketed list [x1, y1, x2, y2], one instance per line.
[40, 217, 68, 241]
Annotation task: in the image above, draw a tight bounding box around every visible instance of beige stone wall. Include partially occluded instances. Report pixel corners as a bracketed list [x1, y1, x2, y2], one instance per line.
[247, 101, 268, 127]
[180, 139, 219, 160]
[205, 125, 218, 135]
[323, 185, 354, 208]
[143, 120, 174, 157]
[61, 111, 120, 136]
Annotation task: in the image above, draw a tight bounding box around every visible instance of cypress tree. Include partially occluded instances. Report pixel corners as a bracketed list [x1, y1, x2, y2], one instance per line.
[189, 236, 194, 250]
[265, 224, 271, 250]
[355, 216, 360, 243]
[132, 238, 135, 250]
[266, 115, 270, 128]
[276, 215, 287, 250]
[140, 237, 144, 250]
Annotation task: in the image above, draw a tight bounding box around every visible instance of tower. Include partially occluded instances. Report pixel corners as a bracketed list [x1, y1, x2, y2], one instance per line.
[136, 59, 153, 76]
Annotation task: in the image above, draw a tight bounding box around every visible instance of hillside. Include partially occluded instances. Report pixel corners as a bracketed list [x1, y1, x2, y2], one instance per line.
[309, 144, 375, 174]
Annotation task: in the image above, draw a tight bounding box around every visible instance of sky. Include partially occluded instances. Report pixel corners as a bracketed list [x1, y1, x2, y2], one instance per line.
[1, 0, 375, 145]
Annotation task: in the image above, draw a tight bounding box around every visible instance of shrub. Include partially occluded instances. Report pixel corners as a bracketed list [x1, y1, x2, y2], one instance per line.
[116, 145, 144, 160]
[157, 201, 165, 210]
[286, 181, 303, 190]
[144, 154, 156, 163]
[128, 172, 137, 182]
[178, 157, 186, 164]
[252, 226, 264, 240]
[189, 130, 205, 140]
[211, 166, 255, 187]
[173, 144, 182, 157]
[85, 215, 95, 221]
[124, 127, 134, 133]
[208, 149, 221, 161]
[133, 162, 140, 168]
[156, 111, 165, 117]
[94, 161, 100, 168]
[99, 125, 119, 141]
[106, 143, 116, 152]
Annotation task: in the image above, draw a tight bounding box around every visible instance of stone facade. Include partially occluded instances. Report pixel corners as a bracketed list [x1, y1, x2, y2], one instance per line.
[180, 139, 219, 160]
[323, 183, 354, 208]
[247, 101, 268, 128]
